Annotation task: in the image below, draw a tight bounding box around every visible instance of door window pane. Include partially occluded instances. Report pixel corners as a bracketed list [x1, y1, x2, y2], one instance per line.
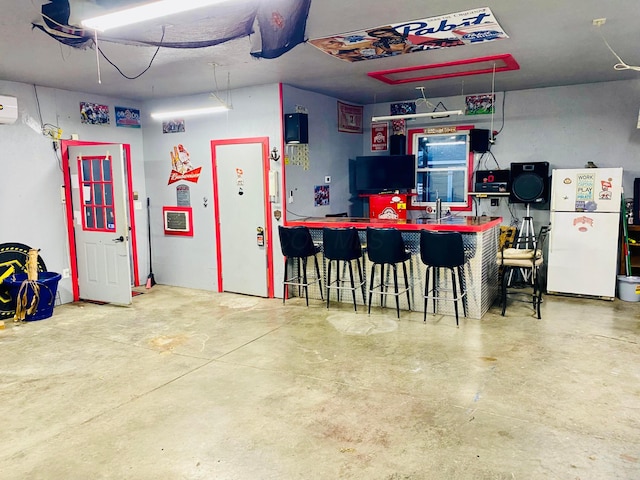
[78, 155, 117, 232]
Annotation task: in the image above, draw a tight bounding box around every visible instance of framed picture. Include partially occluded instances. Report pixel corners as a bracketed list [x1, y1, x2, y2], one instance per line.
[337, 101, 363, 134]
[163, 206, 193, 236]
[465, 94, 495, 115]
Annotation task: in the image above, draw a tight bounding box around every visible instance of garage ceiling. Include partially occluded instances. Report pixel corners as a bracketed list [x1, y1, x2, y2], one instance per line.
[0, 0, 638, 104]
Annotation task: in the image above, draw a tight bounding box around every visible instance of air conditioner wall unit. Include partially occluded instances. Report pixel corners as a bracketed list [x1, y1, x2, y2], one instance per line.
[0, 95, 18, 124]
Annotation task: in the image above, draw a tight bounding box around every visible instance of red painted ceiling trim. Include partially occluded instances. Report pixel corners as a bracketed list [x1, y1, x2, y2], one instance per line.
[368, 53, 519, 85]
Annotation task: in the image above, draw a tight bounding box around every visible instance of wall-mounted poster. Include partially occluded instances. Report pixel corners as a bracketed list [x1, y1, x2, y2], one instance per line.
[391, 119, 406, 136]
[308, 8, 508, 62]
[314, 185, 330, 206]
[338, 101, 363, 134]
[390, 102, 416, 115]
[465, 94, 495, 115]
[371, 123, 388, 151]
[168, 144, 202, 185]
[115, 106, 141, 128]
[80, 102, 110, 125]
[162, 119, 185, 133]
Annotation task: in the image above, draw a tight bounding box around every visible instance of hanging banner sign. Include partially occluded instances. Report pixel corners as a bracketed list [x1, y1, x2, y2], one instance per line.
[371, 123, 388, 151]
[309, 7, 508, 62]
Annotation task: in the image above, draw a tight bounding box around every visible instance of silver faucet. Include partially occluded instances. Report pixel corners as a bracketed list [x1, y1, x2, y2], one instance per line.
[435, 198, 442, 220]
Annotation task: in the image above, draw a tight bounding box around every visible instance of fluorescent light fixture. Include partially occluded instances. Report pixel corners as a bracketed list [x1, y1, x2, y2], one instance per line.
[82, 0, 231, 32]
[151, 105, 229, 120]
[371, 110, 464, 122]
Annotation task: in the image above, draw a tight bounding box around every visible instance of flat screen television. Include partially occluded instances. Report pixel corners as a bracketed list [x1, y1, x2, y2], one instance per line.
[354, 154, 416, 193]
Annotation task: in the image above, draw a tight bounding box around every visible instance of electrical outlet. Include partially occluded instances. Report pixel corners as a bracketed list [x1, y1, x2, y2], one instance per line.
[592, 18, 606, 26]
[325, 176, 331, 184]
[62, 268, 70, 278]
[491, 198, 499, 207]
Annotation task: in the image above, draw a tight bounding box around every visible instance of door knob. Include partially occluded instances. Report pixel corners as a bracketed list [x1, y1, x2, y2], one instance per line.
[113, 235, 125, 243]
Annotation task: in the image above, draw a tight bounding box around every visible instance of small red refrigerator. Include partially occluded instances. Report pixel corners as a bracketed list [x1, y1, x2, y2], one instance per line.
[368, 194, 408, 220]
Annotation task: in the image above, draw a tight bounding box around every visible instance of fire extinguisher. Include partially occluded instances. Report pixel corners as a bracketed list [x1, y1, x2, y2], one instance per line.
[256, 227, 265, 247]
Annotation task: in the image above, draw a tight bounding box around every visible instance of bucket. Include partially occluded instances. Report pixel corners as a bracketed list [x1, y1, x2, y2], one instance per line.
[616, 275, 640, 302]
[3, 272, 62, 320]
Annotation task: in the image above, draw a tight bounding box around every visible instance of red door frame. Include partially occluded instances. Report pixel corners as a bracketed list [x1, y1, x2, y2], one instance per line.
[60, 140, 140, 301]
[210, 137, 274, 298]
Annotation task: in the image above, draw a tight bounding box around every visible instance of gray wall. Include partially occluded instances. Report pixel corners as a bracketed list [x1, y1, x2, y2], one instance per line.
[2, 77, 639, 304]
[365, 79, 640, 228]
[0, 80, 144, 304]
[141, 84, 283, 291]
[282, 85, 363, 219]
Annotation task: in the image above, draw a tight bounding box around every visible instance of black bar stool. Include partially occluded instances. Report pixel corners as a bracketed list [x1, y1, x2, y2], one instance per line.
[322, 227, 366, 311]
[419, 230, 467, 326]
[497, 225, 550, 319]
[278, 225, 323, 306]
[366, 227, 412, 318]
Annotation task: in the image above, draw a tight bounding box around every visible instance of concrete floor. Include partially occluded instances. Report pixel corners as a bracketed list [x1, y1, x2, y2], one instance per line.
[1, 285, 639, 479]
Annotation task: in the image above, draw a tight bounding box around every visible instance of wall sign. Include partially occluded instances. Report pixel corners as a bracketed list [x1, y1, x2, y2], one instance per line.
[163, 206, 193, 236]
[167, 144, 202, 185]
[371, 122, 388, 151]
[176, 185, 191, 206]
[308, 7, 508, 62]
[115, 106, 141, 128]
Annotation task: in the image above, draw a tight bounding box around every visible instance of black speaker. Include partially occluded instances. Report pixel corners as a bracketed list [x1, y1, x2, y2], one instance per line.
[284, 113, 308, 144]
[469, 128, 490, 153]
[390, 134, 406, 155]
[509, 162, 550, 204]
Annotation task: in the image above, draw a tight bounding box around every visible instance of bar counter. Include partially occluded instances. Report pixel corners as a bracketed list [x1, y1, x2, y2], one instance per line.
[286, 216, 502, 319]
[288, 215, 502, 232]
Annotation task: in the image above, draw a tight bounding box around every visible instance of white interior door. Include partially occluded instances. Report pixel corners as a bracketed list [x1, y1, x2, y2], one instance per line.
[68, 145, 132, 305]
[214, 142, 268, 297]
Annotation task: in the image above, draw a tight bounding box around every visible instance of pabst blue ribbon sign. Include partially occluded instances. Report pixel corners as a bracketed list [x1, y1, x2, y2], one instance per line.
[309, 7, 508, 62]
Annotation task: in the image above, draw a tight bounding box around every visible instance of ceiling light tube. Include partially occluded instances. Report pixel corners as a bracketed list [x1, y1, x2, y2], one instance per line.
[82, 0, 232, 32]
[371, 110, 464, 122]
[151, 105, 229, 120]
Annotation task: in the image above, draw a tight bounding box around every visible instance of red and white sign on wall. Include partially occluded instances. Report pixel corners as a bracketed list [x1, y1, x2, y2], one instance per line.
[371, 122, 388, 151]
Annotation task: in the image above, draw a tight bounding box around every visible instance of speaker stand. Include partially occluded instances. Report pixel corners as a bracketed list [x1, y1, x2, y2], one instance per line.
[517, 204, 536, 250]
[508, 204, 536, 285]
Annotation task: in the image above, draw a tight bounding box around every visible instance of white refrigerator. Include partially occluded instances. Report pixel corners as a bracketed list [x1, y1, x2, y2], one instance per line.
[546, 167, 623, 299]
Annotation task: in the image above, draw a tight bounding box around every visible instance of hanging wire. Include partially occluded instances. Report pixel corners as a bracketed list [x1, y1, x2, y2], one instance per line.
[415, 86, 449, 112]
[597, 28, 640, 72]
[490, 62, 496, 140]
[96, 25, 166, 80]
[94, 30, 101, 84]
[210, 63, 232, 108]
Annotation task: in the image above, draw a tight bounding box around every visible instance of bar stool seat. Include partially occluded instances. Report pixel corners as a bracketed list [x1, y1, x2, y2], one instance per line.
[323, 227, 366, 311]
[420, 230, 467, 326]
[366, 227, 412, 318]
[278, 225, 323, 306]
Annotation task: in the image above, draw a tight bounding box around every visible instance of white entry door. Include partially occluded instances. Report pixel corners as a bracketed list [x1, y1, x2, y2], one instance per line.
[68, 145, 132, 305]
[213, 140, 269, 297]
